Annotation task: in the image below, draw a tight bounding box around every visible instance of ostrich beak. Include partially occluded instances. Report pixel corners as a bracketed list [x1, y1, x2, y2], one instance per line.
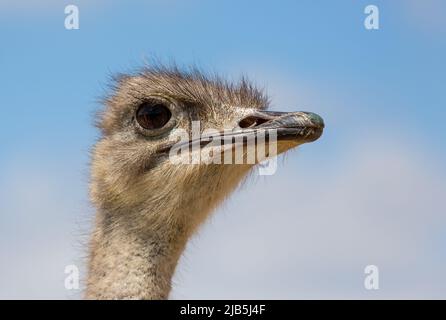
[159, 110, 324, 160]
[237, 110, 325, 144]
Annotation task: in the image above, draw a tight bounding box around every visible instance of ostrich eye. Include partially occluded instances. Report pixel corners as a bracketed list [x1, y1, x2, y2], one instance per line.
[136, 103, 172, 130]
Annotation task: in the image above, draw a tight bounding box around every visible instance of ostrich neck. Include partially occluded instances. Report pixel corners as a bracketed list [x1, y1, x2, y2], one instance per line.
[86, 165, 252, 299]
[85, 207, 189, 300]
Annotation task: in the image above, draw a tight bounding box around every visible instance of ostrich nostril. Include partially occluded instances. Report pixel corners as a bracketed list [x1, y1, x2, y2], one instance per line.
[238, 115, 270, 129]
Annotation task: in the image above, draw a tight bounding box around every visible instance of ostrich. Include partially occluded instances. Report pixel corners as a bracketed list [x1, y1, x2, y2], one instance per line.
[86, 65, 324, 299]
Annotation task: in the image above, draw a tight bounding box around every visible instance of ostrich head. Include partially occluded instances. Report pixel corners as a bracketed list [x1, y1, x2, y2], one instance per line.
[87, 65, 324, 299]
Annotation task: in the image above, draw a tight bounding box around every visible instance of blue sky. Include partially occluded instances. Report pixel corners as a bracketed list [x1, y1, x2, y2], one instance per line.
[0, 0, 445, 298]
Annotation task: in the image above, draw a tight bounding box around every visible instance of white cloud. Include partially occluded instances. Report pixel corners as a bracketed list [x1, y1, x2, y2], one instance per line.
[0, 158, 87, 299]
[171, 136, 446, 299]
[1, 130, 444, 299]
